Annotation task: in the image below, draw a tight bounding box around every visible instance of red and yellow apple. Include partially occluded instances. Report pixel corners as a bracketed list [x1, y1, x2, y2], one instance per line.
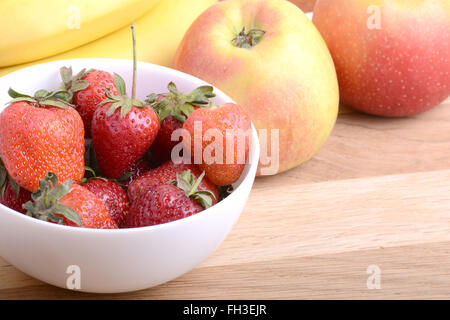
[288, 0, 317, 12]
[313, 0, 450, 117]
[173, 0, 339, 175]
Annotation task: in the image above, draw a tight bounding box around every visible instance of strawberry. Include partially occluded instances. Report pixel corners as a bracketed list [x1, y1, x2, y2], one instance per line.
[0, 88, 85, 192]
[91, 85, 159, 179]
[124, 170, 214, 228]
[60, 66, 119, 137]
[23, 172, 118, 229]
[127, 160, 219, 204]
[147, 115, 183, 165]
[83, 178, 130, 227]
[0, 160, 32, 214]
[121, 158, 152, 187]
[183, 103, 251, 186]
[146, 82, 215, 164]
[91, 25, 159, 179]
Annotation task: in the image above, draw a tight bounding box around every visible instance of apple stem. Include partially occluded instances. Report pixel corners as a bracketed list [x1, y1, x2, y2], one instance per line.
[232, 27, 265, 49]
[131, 23, 137, 100]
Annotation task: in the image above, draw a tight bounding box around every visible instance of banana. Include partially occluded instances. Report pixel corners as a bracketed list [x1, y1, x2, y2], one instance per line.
[0, 0, 216, 77]
[0, 0, 161, 67]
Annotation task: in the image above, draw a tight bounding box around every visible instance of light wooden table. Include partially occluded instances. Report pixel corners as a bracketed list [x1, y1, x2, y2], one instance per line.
[1, 96, 449, 300]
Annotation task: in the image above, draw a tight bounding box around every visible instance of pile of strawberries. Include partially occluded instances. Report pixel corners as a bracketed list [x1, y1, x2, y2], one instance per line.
[0, 65, 251, 229]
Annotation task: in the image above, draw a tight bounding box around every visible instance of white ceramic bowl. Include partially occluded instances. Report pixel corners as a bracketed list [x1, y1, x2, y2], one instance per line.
[0, 59, 260, 293]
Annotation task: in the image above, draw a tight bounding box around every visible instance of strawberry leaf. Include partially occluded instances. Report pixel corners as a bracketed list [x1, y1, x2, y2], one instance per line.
[180, 103, 195, 118]
[146, 93, 157, 104]
[8, 88, 32, 99]
[132, 99, 145, 107]
[167, 82, 178, 95]
[172, 114, 186, 123]
[0, 157, 23, 198]
[173, 170, 215, 209]
[0, 184, 5, 201]
[40, 99, 71, 109]
[35, 89, 50, 99]
[114, 73, 127, 96]
[146, 82, 216, 123]
[0, 163, 6, 200]
[6, 97, 37, 105]
[52, 203, 81, 226]
[6, 88, 76, 109]
[7, 176, 20, 197]
[188, 85, 215, 104]
[120, 98, 133, 118]
[106, 101, 123, 116]
[75, 68, 88, 80]
[60, 66, 73, 85]
[116, 171, 133, 182]
[70, 81, 90, 92]
[100, 86, 147, 118]
[58, 66, 89, 103]
[191, 191, 213, 209]
[23, 172, 82, 227]
[53, 179, 73, 201]
[84, 139, 102, 179]
[84, 166, 97, 179]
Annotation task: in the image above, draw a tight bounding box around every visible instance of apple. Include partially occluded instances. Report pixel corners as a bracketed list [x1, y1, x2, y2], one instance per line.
[173, 0, 339, 175]
[313, 0, 450, 117]
[288, 0, 317, 12]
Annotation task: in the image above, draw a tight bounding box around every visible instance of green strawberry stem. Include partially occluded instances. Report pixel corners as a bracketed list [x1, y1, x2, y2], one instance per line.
[131, 22, 137, 101]
[81, 166, 98, 184]
[188, 171, 206, 197]
[0, 157, 21, 199]
[0, 160, 6, 199]
[98, 23, 146, 118]
[7, 88, 75, 109]
[23, 172, 82, 226]
[173, 170, 215, 209]
[0, 159, 8, 199]
[58, 66, 89, 103]
[146, 82, 216, 123]
[81, 164, 130, 187]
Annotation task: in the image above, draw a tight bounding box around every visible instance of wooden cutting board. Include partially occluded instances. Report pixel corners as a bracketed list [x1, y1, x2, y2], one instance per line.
[1, 97, 449, 300]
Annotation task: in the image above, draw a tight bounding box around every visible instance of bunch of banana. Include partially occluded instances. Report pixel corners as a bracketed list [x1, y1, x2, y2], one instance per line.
[0, 0, 161, 67]
[0, 0, 216, 77]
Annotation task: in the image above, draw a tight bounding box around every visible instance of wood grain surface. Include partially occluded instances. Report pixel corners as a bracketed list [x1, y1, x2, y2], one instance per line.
[1, 96, 449, 300]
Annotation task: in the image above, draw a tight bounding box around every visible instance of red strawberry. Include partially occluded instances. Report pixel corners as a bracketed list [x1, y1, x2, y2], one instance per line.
[146, 82, 216, 164]
[23, 173, 118, 229]
[91, 95, 159, 179]
[0, 89, 85, 192]
[148, 115, 183, 164]
[183, 103, 251, 186]
[60, 67, 119, 137]
[0, 161, 32, 214]
[124, 170, 214, 228]
[127, 160, 219, 204]
[83, 178, 130, 227]
[121, 158, 152, 187]
[91, 27, 159, 179]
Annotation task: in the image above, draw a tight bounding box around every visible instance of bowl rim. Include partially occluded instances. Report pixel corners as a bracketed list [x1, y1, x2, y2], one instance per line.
[0, 58, 260, 235]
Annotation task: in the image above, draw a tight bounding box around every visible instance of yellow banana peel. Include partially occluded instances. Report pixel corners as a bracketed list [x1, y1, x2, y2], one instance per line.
[0, 0, 161, 67]
[0, 0, 216, 77]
